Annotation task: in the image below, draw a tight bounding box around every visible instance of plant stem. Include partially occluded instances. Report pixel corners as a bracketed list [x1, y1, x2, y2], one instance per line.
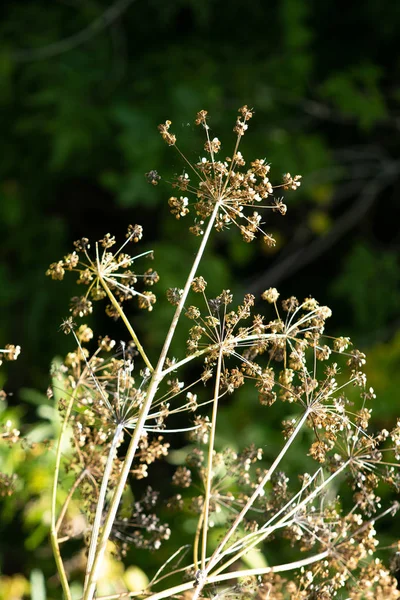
[85, 423, 124, 588]
[93, 550, 330, 600]
[192, 409, 310, 599]
[206, 408, 311, 573]
[155, 200, 220, 375]
[161, 345, 217, 378]
[83, 201, 220, 600]
[213, 459, 350, 579]
[273, 459, 350, 530]
[210, 550, 330, 582]
[55, 468, 87, 532]
[210, 470, 323, 576]
[50, 531, 71, 600]
[201, 345, 223, 571]
[51, 386, 79, 600]
[98, 272, 154, 373]
[193, 508, 204, 572]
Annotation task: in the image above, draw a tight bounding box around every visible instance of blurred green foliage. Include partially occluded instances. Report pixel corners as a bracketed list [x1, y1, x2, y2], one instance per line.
[0, 0, 399, 597]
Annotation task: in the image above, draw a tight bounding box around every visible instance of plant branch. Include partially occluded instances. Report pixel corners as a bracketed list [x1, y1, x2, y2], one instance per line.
[206, 408, 311, 572]
[50, 385, 80, 600]
[85, 423, 124, 588]
[193, 507, 204, 572]
[201, 345, 223, 571]
[191, 408, 310, 599]
[83, 201, 221, 600]
[98, 272, 154, 373]
[216, 459, 350, 578]
[55, 468, 87, 533]
[93, 550, 330, 600]
[13, 0, 138, 62]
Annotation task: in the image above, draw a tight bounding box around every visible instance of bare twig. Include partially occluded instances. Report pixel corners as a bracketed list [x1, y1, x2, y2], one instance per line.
[13, 0, 137, 62]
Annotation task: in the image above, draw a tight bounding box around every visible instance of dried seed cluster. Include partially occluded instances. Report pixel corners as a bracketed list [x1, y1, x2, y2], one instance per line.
[158, 107, 301, 244]
[46, 226, 159, 317]
[36, 107, 400, 599]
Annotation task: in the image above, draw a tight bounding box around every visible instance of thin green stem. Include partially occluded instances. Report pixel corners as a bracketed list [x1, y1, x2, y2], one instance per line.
[50, 386, 79, 600]
[193, 509, 204, 572]
[83, 201, 221, 600]
[97, 272, 154, 373]
[50, 532, 71, 600]
[201, 345, 223, 571]
[55, 468, 87, 532]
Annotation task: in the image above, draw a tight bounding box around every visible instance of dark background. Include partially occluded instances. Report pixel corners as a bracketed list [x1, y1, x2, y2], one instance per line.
[1, 1, 400, 597]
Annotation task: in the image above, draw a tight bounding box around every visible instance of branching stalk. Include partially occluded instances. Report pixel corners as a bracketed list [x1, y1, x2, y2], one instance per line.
[85, 423, 124, 588]
[97, 273, 154, 373]
[83, 201, 221, 600]
[206, 408, 311, 572]
[213, 459, 350, 579]
[191, 408, 311, 599]
[55, 468, 87, 532]
[93, 550, 330, 600]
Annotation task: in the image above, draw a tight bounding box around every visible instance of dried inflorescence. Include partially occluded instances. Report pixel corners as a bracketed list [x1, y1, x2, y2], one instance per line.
[113, 486, 171, 553]
[0, 344, 21, 365]
[46, 225, 159, 316]
[166, 281, 400, 597]
[1, 419, 21, 445]
[158, 107, 301, 244]
[39, 107, 400, 600]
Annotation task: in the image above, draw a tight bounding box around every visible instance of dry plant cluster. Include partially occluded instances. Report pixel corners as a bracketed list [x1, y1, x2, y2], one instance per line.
[2, 107, 400, 599]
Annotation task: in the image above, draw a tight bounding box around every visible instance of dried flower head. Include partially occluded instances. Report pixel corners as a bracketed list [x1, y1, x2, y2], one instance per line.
[46, 227, 159, 317]
[158, 108, 301, 244]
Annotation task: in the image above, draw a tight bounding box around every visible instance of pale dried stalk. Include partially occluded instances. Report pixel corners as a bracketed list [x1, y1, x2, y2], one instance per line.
[94, 551, 330, 600]
[85, 423, 124, 588]
[83, 200, 221, 600]
[191, 407, 312, 600]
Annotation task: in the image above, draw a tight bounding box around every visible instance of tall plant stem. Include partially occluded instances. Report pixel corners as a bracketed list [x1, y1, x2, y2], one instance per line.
[83, 201, 221, 600]
[84, 423, 124, 588]
[50, 386, 80, 600]
[98, 273, 154, 373]
[201, 345, 223, 571]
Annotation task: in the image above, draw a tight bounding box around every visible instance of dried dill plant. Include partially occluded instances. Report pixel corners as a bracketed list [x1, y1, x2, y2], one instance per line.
[42, 107, 400, 600]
